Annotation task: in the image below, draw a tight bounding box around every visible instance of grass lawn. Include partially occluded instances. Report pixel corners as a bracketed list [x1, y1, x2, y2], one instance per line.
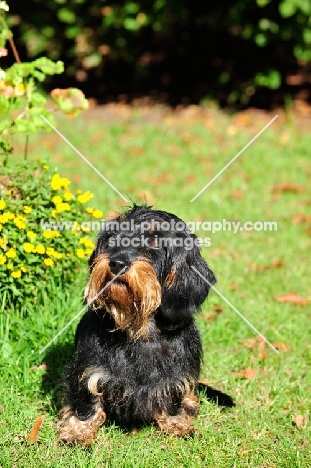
[0, 104, 310, 467]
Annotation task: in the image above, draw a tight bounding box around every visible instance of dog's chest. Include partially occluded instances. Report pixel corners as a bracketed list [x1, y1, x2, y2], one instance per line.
[105, 335, 185, 385]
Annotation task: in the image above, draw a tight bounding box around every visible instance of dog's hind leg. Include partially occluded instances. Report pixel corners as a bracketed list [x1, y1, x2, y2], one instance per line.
[155, 393, 199, 437]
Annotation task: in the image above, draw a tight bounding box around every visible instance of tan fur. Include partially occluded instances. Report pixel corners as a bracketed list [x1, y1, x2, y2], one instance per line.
[155, 409, 195, 437]
[165, 268, 176, 288]
[155, 390, 199, 436]
[58, 402, 106, 446]
[84, 255, 161, 340]
[79, 367, 111, 396]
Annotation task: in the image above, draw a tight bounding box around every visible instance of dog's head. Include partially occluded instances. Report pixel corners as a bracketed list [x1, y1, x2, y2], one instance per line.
[85, 205, 216, 339]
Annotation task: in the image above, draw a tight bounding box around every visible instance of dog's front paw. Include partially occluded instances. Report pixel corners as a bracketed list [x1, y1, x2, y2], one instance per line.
[155, 411, 195, 437]
[58, 405, 106, 446]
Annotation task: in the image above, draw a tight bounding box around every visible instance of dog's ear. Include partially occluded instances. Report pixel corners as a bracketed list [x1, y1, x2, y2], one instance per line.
[161, 243, 216, 326]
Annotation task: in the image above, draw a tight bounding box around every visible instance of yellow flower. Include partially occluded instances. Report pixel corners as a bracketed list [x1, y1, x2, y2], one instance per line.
[6, 248, 16, 258]
[51, 209, 58, 218]
[43, 229, 60, 239]
[50, 173, 71, 190]
[0, 224, 2, 231]
[85, 248, 93, 256]
[72, 222, 80, 232]
[53, 251, 62, 259]
[5, 190, 10, 196]
[76, 248, 85, 258]
[0, 200, 6, 210]
[60, 177, 70, 188]
[86, 207, 95, 214]
[81, 224, 90, 232]
[14, 218, 26, 229]
[7, 262, 13, 270]
[0, 254, 6, 265]
[43, 164, 49, 170]
[35, 245, 46, 254]
[52, 195, 62, 205]
[5, 212, 14, 220]
[92, 209, 103, 219]
[46, 247, 55, 257]
[44, 258, 54, 267]
[0, 237, 7, 250]
[77, 189, 82, 194]
[80, 238, 95, 248]
[51, 173, 62, 190]
[27, 231, 36, 240]
[11, 270, 22, 278]
[56, 202, 70, 212]
[64, 191, 73, 201]
[23, 242, 35, 253]
[23, 206, 32, 214]
[21, 266, 28, 273]
[14, 83, 25, 97]
[77, 191, 94, 204]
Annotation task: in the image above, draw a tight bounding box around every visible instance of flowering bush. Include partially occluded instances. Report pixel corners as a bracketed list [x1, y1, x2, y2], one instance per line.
[0, 160, 104, 305]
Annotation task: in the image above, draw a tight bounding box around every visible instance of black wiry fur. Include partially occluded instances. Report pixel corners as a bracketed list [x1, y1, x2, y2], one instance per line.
[60, 205, 216, 443]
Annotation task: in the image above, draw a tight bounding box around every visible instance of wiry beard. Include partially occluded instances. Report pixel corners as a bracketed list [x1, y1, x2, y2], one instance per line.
[84, 254, 162, 340]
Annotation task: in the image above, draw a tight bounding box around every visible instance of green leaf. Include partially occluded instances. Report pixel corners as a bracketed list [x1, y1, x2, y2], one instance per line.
[279, 0, 297, 17]
[30, 92, 47, 107]
[256, 0, 271, 6]
[303, 28, 311, 44]
[33, 58, 64, 75]
[57, 8, 76, 24]
[123, 17, 140, 31]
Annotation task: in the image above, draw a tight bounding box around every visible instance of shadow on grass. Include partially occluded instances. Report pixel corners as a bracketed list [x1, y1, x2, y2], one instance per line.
[196, 382, 235, 408]
[40, 342, 74, 415]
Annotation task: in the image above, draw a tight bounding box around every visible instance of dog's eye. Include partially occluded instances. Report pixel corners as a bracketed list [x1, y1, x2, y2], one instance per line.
[148, 236, 162, 249]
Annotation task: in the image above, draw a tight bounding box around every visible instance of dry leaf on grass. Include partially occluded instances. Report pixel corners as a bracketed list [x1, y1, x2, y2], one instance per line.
[28, 415, 44, 443]
[231, 189, 244, 199]
[30, 363, 48, 371]
[271, 182, 305, 193]
[274, 292, 308, 306]
[227, 281, 239, 291]
[213, 304, 223, 314]
[138, 191, 156, 205]
[292, 213, 311, 225]
[292, 415, 307, 430]
[232, 367, 256, 380]
[271, 342, 291, 352]
[241, 336, 268, 361]
[247, 259, 284, 272]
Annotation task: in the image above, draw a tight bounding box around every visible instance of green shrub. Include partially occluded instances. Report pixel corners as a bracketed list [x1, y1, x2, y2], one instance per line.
[8, 0, 311, 105]
[0, 160, 102, 305]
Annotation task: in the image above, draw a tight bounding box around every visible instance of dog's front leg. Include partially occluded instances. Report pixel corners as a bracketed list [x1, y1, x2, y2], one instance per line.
[58, 394, 106, 446]
[58, 366, 107, 446]
[58, 396, 106, 446]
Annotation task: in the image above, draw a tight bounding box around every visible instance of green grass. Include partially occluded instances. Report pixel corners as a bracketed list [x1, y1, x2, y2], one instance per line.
[1, 105, 310, 467]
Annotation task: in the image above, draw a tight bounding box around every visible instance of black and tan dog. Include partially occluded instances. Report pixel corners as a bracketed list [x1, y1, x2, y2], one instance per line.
[58, 205, 216, 445]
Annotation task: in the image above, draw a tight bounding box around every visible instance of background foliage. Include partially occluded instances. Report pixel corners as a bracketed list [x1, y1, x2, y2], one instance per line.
[8, 0, 311, 106]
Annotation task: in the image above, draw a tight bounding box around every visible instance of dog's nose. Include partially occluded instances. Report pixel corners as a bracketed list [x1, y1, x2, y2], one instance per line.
[109, 257, 129, 275]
